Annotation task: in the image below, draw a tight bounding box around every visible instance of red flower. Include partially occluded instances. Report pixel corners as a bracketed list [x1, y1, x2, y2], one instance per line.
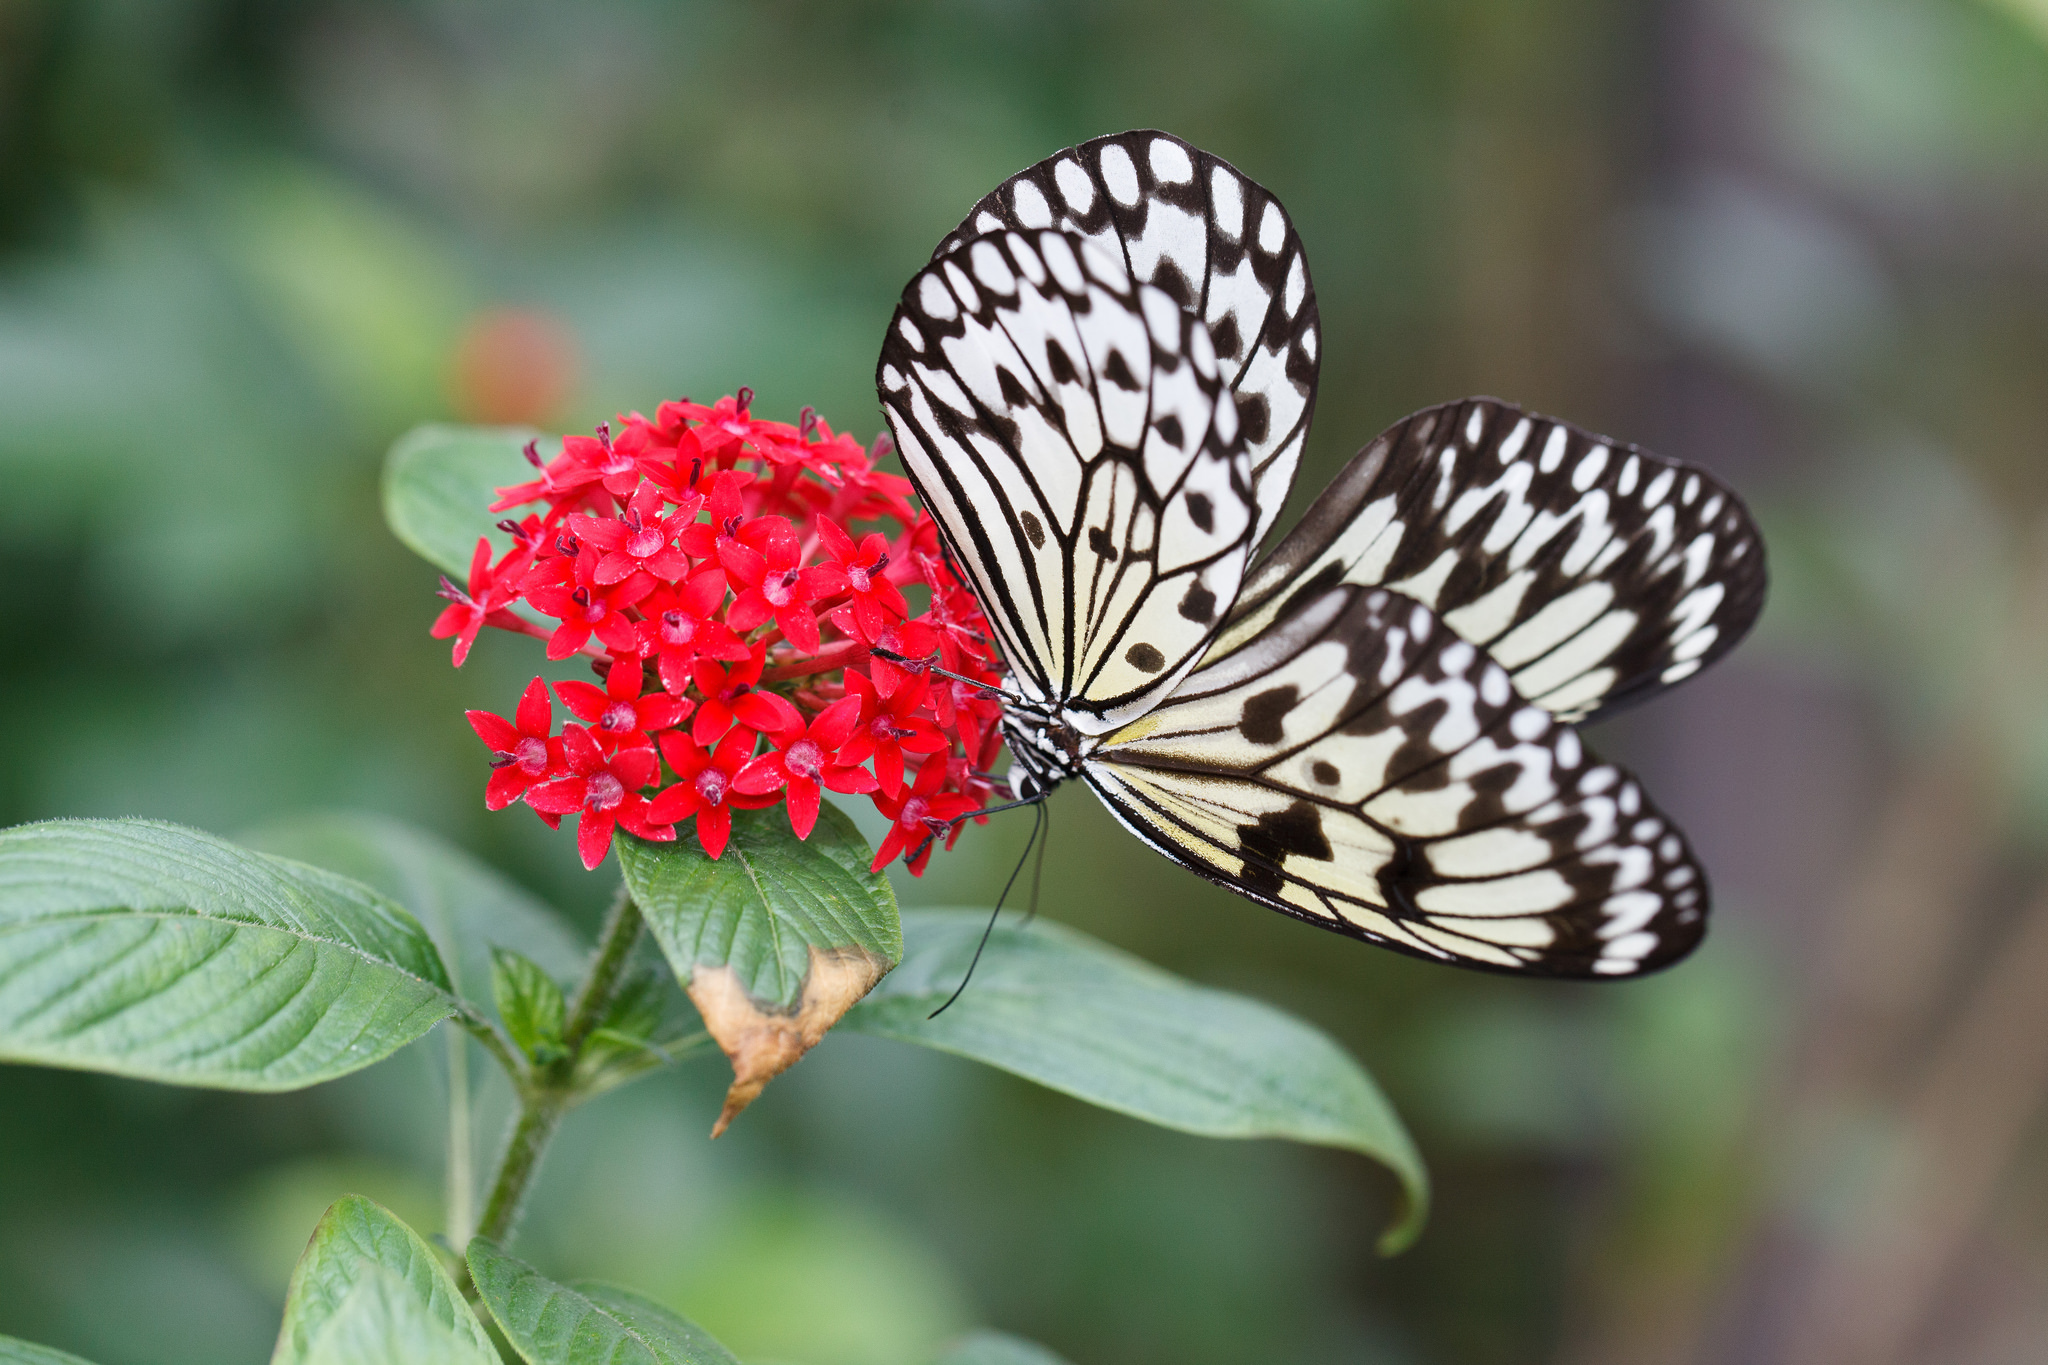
[527, 578, 652, 660]
[526, 725, 673, 869]
[565, 481, 700, 586]
[431, 536, 529, 666]
[636, 568, 749, 694]
[467, 676, 562, 813]
[665, 391, 802, 469]
[435, 393, 1006, 876]
[689, 647, 802, 745]
[733, 696, 878, 838]
[555, 661, 689, 754]
[870, 756, 984, 875]
[490, 430, 636, 512]
[647, 727, 769, 859]
[816, 516, 908, 642]
[722, 515, 843, 653]
[838, 668, 949, 798]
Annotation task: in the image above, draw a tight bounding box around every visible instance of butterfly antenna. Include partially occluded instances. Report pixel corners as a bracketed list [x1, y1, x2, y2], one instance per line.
[869, 647, 1028, 705]
[928, 799, 1045, 1020]
[1021, 798, 1050, 925]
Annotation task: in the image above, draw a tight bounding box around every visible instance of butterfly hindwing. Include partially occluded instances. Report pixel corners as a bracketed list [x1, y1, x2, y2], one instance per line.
[1215, 398, 1767, 723]
[938, 129, 1319, 547]
[878, 227, 1257, 730]
[1091, 581, 1707, 976]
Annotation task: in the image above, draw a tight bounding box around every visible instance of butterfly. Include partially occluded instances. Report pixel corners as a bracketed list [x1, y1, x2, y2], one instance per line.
[875, 130, 1765, 977]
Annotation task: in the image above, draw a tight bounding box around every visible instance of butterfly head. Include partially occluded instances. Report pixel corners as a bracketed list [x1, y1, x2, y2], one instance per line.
[1001, 707, 1087, 800]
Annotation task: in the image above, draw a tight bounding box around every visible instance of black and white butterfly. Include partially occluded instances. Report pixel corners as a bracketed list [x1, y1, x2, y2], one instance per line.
[876, 130, 1765, 977]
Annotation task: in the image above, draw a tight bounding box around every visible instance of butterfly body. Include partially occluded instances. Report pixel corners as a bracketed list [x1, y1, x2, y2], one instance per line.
[879, 130, 1765, 979]
[1002, 705, 1090, 799]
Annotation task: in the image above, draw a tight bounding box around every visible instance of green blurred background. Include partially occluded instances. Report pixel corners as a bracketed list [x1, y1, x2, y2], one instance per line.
[4, 1, 2048, 1362]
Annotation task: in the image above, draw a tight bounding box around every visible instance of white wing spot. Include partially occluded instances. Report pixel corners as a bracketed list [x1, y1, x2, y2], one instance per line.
[1149, 137, 1194, 183]
[1141, 287, 1182, 354]
[1258, 201, 1284, 254]
[1573, 445, 1609, 491]
[1465, 408, 1485, 444]
[1539, 426, 1569, 472]
[1618, 455, 1640, 494]
[1498, 417, 1531, 461]
[1009, 234, 1048, 285]
[1284, 254, 1305, 315]
[1011, 180, 1054, 229]
[1554, 730, 1582, 767]
[1041, 233, 1085, 293]
[918, 275, 957, 321]
[895, 317, 924, 352]
[970, 238, 1016, 294]
[1053, 158, 1094, 213]
[1211, 167, 1244, 240]
[942, 259, 980, 313]
[1099, 143, 1140, 205]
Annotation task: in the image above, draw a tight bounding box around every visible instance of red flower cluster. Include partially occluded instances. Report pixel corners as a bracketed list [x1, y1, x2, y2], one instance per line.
[435, 392, 1006, 872]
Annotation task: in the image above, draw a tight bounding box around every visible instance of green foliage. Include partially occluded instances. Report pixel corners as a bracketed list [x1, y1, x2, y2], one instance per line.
[846, 910, 1429, 1253]
[241, 811, 588, 1010]
[468, 1238, 741, 1365]
[0, 1335, 100, 1365]
[620, 807, 901, 1012]
[382, 423, 547, 581]
[0, 819, 454, 1090]
[493, 947, 571, 1063]
[272, 1196, 496, 1365]
[929, 1332, 1076, 1365]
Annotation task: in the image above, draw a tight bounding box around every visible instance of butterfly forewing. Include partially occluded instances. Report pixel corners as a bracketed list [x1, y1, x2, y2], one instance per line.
[879, 227, 1257, 730]
[1216, 399, 1766, 723]
[937, 130, 1319, 547]
[1092, 582, 1708, 975]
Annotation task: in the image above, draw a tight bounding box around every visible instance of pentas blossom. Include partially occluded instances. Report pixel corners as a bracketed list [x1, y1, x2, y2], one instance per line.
[446, 392, 1006, 871]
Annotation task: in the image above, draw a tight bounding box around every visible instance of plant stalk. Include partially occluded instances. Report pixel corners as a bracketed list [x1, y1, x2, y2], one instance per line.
[444, 1023, 475, 1249]
[470, 883, 645, 1250]
[471, 1092, 564, 1248]
[562, 883, 646, 1055]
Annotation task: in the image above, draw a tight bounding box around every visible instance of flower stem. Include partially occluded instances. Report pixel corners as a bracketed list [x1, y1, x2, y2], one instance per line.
[472, 1092, 564, 1248]
[470, 883, 646, 1250]
[562, 883, 645, 1055]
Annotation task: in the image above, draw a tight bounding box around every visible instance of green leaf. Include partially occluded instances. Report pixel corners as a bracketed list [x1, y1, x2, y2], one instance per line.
[0, 1334, 101, 1365]
[572, 968, 703, 1094]
[620, 805, 900, 1009]
[241, 811, 587, 1011]
[493, 947, 568, 1062]
[0, 819, 455, 1090]
[618, 805, 900, 1132]
[272, 1195, 496, 1365]
[382, 422, 549, 579]
[595, 967, 666, 1043]
[931, 1331, 1075, 1365]
[843, 910, 1430, 1254]
[468, 1237, 741, 1365]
